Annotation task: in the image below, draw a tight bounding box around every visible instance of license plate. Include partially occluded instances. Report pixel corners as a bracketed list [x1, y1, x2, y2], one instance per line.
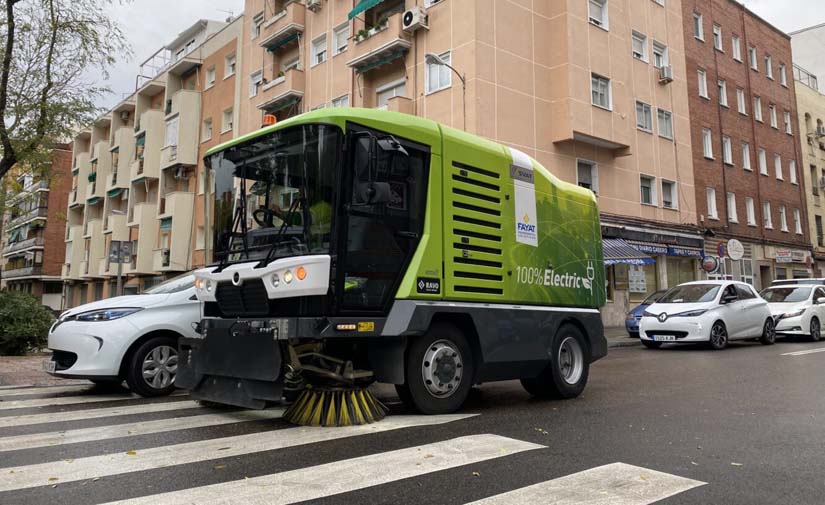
[42, 359, 56, 373]
[653, 335, 676, 342]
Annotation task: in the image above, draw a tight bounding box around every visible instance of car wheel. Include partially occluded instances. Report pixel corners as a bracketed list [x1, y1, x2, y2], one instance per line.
[125, 335, 179, 397]
[759, 318, 776, 345]
[811, 318, 821, 342]
[395, 323, 474, 414]
[521, 324, 590, 399]
[641, 339, 662, 349]
[709, 321, 728, 350]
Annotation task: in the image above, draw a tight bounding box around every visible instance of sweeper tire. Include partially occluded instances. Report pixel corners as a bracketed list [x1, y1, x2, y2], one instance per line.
[395, 323, 474, 415]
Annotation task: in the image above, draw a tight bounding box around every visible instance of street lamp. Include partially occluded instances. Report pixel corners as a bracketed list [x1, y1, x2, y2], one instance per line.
[425, 52, 466, 131]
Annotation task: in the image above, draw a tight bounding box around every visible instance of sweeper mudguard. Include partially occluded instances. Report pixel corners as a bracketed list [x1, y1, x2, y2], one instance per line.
[177, 318, 289, 409]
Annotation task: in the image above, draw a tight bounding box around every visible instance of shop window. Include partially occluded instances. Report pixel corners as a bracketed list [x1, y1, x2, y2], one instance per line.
[604, 266, 614, 302]
[666, 257, 697, 286]
[775, 267, 787, 280]
[628, 263, 658, 302]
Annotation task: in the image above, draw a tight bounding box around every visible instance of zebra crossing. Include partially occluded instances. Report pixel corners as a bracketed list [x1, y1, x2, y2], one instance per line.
[0, 385, 706, 504]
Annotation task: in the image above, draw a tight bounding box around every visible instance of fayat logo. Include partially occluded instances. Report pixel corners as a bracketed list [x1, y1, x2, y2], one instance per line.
[517, 214, 536, 234]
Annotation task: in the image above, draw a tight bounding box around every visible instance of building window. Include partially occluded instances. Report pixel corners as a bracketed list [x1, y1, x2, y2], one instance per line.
[225, 54, 236, 77]
[758, 148, 767, 175]
[632, 31, 648, 61]
[196, 225, 205, 249]
[754, 96, 762, 121]
[164, 117, 178, 147]
[779, 205, 788, 232]
[589, 0, 608, 29]
[311, 103, 327, 111]
[697, 69, 708, 98]
[636, 101, 652, 132]
[712, 24, 722, 51]
[817, 216, 823, 246]
[780, 64, 787, 86]
[765, 55, 773, 79]
[252, 12, 264, 39]
[591, 74, 611, 109]
[764, 201, 773, 229]
[332, 95, 349, 107]
[206, 66, 216, 88]
[718, 79, 728, 107]
[722, 136, 733, 165]
[727, 192, 737, 222]
[749, 46, 757, 70]
[282, 56, 300, 73]
[736, 88, 747, 114]
[657, 109, 673, 139]
[661, 180, 677, 209]
[775, 153, 783, 180]
[746, 197, 756, 226]
[794, 208, 803, 234]
[702, 128, 713, 159]
[707, 187, 718, 219]
[732, 35, 741, 61]
[769, 105, 778, 128]
[311, 34, 327, 66]
[202, 118, 212, 142]
[640, 175, 656, 205]
[813, 165, 821, 196]
[790, 160, 797, 184]
[426, 50, 452, 94]
[249, 70, 263, 97]
[652, 40, 668, 68]
[333, 23, 349, 55]
[784, 111, 792, 134]
[221, 108, 233, 133]
[693, 12, 703, 40]
[376, 79, 406, 109]
[741, 141, 751, 170]
[577, 160, 598, 194]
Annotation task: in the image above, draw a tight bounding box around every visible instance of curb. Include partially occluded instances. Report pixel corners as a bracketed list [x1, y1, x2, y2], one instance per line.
[607, 339, 642, 349]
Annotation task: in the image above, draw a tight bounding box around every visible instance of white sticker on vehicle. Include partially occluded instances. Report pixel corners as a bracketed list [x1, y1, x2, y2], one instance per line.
[510, 147, 538, 247]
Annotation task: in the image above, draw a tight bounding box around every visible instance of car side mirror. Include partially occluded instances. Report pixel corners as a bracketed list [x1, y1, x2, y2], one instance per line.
[817, 297, 825, 305]
[357, 181, 392, 205]
[720, 294, 737, 304]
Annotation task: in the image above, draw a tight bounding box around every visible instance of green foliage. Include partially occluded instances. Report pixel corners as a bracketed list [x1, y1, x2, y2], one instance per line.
[0, 290, 55, 355]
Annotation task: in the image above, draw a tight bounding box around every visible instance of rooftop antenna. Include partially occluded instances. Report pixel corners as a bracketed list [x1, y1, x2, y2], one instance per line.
[217, 9, 234, 22]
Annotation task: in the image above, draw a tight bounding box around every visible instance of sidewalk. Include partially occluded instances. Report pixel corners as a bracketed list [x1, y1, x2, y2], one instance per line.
[0, 354, 88, 387]
[605, 326, 641, 348]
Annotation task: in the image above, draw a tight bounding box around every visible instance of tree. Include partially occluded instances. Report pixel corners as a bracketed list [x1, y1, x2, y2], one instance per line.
[0, 289, 54, 355]
[0, 0, 130, 181]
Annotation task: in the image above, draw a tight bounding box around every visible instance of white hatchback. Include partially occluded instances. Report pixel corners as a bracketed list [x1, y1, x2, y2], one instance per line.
[639, 280, 775, 350]
[761, 284, 825, 342]
[46, 273, 200, 396]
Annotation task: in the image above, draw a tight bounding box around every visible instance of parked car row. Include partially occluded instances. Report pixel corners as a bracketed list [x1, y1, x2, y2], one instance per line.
[631, 280, 825, 350]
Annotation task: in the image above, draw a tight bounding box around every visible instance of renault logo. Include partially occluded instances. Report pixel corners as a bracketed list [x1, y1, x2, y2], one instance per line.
[657, 312, 668, 323]
[232, 272, 242, 286]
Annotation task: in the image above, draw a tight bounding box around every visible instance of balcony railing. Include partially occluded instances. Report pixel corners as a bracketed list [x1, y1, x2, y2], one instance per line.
[260, 1, 305, 51]
[7, 207, 48, 229]
[3, 237, 45, 255]
[347, 13, 411, 74]
[3, 265, 43, 279]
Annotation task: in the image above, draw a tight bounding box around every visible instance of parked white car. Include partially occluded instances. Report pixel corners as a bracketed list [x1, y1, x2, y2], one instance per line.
[639, 280, 775, 350]
[760, 284, 825, 342]
[45, 273, 199, 396]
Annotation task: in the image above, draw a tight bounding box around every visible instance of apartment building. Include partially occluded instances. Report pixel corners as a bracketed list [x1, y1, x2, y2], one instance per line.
[62, 18, 243, 308]
[682, 0, 810, 288]
[0, 146, 72, 311]
[789, 23, 825, 92]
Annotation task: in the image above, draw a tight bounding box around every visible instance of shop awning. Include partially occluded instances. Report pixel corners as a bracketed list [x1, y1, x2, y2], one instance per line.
[603, 238, 655, 266]
[349, 0, 384, 20]
[159, 217, 172, 230]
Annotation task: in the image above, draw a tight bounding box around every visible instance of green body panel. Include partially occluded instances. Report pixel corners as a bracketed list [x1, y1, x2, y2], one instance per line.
[206, 108, 604, 310]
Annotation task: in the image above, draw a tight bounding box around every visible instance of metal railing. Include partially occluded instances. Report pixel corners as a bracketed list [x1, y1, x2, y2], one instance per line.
[6, 207, 48, 229]
[2, 265, 43, 278]
[3, 236, 45, 254]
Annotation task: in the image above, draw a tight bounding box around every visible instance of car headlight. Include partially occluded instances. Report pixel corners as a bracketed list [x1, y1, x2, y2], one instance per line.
[75, 308, 142, 322]
[674, 309, 708, 318]
[781, 308, 805, 319]
[642, 310, 656, 318]
[194, 277, 204, 290]
[626, 313, 636, 321]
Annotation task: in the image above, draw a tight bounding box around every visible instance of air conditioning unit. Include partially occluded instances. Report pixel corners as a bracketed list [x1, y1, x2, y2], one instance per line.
[306, 0, 322, 12]
[658, 65, 674, 84]
[402, 7, 428, 32]
[119, 110, 130, 121]
[816, 125, 825, 137]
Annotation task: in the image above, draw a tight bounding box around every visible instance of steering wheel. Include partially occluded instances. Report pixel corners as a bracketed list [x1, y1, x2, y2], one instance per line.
[253, 207, 275, 227]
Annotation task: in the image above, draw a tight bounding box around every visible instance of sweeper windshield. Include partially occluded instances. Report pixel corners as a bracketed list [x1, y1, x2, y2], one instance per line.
[207, 124, 340, 265]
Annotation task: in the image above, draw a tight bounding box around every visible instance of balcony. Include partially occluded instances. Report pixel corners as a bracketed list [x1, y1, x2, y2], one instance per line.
[82, 220, 106, 279]
[104, 213, 129, 241]
[3, 265, 43, 279]
[62, 225, 85, 280]
[257, 68, 305, 114]
[152, 248, 172, 270]
[259, 2, 305, 52]
[2, 236, 45, 256]
[7, 207, 48, 229]
[347, 13, 411, 74]
[130, 109, 164, 181]
[387, 96, 413, 114]
[161, 89, 201, 169]
[125, 203, 159, 275]
[153, 192, 194, 272]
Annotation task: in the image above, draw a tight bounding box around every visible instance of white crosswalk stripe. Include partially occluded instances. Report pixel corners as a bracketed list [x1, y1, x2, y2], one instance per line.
[0, 413, 476, 492]
[102, 434, 543, 505]
[0, 391, 185, 411]
[0, 384, 96, 398]
[781, 347, 825, 356]
[0, 408, 285, 452]
[465, 462, 705, 505]
[0, 399, 200, 429]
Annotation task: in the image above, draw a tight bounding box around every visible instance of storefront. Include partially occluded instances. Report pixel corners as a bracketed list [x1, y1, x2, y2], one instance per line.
[701, 238, 813, 289]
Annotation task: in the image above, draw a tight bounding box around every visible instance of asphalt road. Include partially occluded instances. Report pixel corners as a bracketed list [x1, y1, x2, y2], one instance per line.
[0, 338, 823, 504]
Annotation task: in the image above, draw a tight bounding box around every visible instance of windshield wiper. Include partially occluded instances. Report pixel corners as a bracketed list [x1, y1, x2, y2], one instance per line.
[256, 195, 304, 268]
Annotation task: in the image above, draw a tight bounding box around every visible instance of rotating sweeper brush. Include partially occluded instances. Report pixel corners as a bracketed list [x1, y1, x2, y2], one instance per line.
[281, 344, 388, 427]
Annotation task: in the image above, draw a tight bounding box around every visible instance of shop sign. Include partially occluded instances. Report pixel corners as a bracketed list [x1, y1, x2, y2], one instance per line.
[628, 265, 647, 293]
[702, 255, 720, 273]
[792, 250, 808, 263]
[727, 239, 745, 261]
[776, 248, 793, 263]
[668, 246, 703, 258]
[629, 241, 668, 255]
[717, 243, 727, 258]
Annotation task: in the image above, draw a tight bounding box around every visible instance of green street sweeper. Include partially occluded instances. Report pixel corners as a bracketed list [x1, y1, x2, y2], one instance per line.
[178, 107, 607, 426]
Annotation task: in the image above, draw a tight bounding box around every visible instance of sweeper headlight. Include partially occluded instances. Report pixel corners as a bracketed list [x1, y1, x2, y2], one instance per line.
[270, 273, 280, 288]
[283, 270, 294, 284]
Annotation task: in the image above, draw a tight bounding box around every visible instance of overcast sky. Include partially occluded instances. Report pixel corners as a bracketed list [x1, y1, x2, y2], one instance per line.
[96, 0, 825, 109]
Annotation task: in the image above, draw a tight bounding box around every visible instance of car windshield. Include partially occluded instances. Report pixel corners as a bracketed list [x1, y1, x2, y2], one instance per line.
[658, 284, 721, 303]
[642, 290, 666, 305]
[761, 287, 812, 303]
[143, 273, 194, 294]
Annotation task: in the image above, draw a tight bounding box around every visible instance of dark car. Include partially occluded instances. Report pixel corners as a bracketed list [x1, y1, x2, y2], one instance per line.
[625, 289, 668, 337]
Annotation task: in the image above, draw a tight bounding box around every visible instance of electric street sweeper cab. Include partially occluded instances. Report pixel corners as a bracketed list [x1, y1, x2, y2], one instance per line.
[178, 108, 607, 420]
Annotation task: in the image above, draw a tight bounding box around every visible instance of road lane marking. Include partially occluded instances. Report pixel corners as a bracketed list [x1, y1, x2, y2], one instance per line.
[0, 384, 96, 398]
[0, 400, 201, 429]
[0, 391, 186, 411]
[781, 347, 825, 356]
[0, 413, 477, 492]
[465, 462, 705, 505]
[102, 434, 542, 505]
[0, 409, 285, 452]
